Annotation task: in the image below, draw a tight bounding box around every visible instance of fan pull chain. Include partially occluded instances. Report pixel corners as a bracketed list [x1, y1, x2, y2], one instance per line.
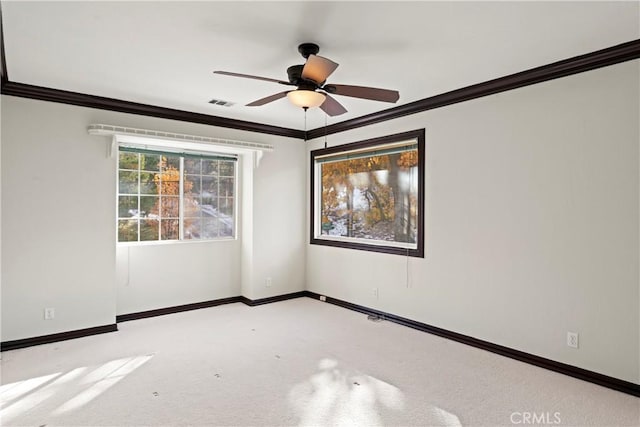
[304, 107, 308, 142]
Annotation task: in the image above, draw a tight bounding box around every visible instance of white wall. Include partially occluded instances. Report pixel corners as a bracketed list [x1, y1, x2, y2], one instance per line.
[2, 61, 637, 385]
[307, 61, 640, 383]
[251, 139, 307, 299]
[1, 96, 306, 340]
[115, 241, 240, 315]
[2, 97, 116, 340]
[241, 137, 308, 300]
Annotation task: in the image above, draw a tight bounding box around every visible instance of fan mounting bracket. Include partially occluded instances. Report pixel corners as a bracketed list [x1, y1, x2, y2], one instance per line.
[298, 43, 320, 59]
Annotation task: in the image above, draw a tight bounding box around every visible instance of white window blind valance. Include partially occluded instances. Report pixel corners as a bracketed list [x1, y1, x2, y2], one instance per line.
[87, 124, 274, 152]
[314, 140, 417, 164]
[117, 145, 238, 161]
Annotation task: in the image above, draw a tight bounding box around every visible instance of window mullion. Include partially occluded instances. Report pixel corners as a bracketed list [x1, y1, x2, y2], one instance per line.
[217, 161, 221, 238]
[179, 157, 184, 240]
[199, 168, 203, 239]
[137, 153, 141, 242]
[158, 159, 162, 241]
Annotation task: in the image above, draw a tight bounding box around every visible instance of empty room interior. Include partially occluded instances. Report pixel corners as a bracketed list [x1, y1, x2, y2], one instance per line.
[1, 1, 639, 426]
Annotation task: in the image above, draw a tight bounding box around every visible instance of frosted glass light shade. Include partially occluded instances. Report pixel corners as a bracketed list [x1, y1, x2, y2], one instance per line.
[287, 90, 326, 108]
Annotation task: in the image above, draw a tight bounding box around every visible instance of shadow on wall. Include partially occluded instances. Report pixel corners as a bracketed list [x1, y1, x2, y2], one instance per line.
[288, 358, 461, 426]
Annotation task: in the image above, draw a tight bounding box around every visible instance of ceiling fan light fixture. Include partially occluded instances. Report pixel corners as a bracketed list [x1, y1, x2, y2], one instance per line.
[287, 90, 326, 109]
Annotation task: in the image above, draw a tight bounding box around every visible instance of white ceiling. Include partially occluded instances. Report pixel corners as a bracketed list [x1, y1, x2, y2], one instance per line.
[2, 1, 639, 131]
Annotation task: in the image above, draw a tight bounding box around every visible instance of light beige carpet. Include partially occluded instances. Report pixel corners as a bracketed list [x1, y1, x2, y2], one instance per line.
[1, 298, 638, 426]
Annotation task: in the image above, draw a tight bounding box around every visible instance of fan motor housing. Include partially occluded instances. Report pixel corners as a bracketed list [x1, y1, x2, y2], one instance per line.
[286, 65, 303, 84]
[287, 65, 317, 90]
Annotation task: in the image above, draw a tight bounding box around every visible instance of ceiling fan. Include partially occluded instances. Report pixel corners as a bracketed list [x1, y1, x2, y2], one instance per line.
[213, 43, 400, 116]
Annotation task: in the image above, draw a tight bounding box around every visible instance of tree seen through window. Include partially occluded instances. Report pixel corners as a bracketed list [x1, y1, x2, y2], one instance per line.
[117, 149, 235, 243]
[320, 151, 418, 244]
[311, 129, 425, 257]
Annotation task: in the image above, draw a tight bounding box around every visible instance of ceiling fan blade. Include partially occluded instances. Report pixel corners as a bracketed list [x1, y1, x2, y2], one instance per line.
[319, 94, 348, 116]
[323, 84, 399, 103]
[246, 91, 290, 106]
[214, 71, 294, 86]
[301, 55, 339, 84]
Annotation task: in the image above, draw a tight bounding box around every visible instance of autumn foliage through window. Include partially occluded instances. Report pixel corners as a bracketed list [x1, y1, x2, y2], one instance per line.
[312, 130, 425, 257]
[118, 148, 236, 243]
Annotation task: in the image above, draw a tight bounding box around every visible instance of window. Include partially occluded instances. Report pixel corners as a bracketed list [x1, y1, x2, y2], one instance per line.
[310, 129, 424, 257]
[117, 147, 236, 243]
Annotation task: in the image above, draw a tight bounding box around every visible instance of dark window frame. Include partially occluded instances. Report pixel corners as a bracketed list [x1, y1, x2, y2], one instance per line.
[310, 129, 425, 258]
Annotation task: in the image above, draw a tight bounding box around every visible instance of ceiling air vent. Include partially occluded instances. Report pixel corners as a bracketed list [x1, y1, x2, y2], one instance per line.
[208, 99, 235, 107]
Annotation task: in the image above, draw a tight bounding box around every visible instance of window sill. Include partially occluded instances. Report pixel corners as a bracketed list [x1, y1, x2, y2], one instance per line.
[117, 236, 237, 247]
[310, 236, 424, 258]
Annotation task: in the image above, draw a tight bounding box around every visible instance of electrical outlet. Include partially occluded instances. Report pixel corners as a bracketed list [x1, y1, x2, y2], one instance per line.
[373, 288, 379, 299]
[319, 295, 327, 302]
[265, 277, 272, 287]
[567, 332, 579, 348]
[44, 308, 55, 320]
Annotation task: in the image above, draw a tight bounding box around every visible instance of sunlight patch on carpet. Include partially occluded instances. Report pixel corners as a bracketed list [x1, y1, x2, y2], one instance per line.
[52, 354, 153, 415]
[431, 406, 462, 427]
[0, 368, 87, 423]
[0, 372, 61, 406]
[288, 358, 405, 426]
[0, 354, 153, 423]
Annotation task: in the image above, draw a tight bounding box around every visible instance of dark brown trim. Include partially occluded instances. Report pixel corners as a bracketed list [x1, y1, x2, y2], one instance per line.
[3, 292, 637, 397]
[307, 39, 640, 140]
[310, 129, 425, 258]
[0, 81, 305, 139]
[1, 324, 118, 352]
[0, 2, 8, 84]
[116, 296, 242, 322]
[240, 291, 307, 307]
[305, 291, 640, 397]
[117, 292, 308, 321]
[1, 293, 307, 351]
[0, 39, 636, 140]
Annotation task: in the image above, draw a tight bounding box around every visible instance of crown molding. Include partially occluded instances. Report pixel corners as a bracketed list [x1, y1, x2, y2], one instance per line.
[306, 39, 640, 140]
[0, 81, 306, 139]
[0, 7, 638, 141]
[0, 2, 8, 84]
